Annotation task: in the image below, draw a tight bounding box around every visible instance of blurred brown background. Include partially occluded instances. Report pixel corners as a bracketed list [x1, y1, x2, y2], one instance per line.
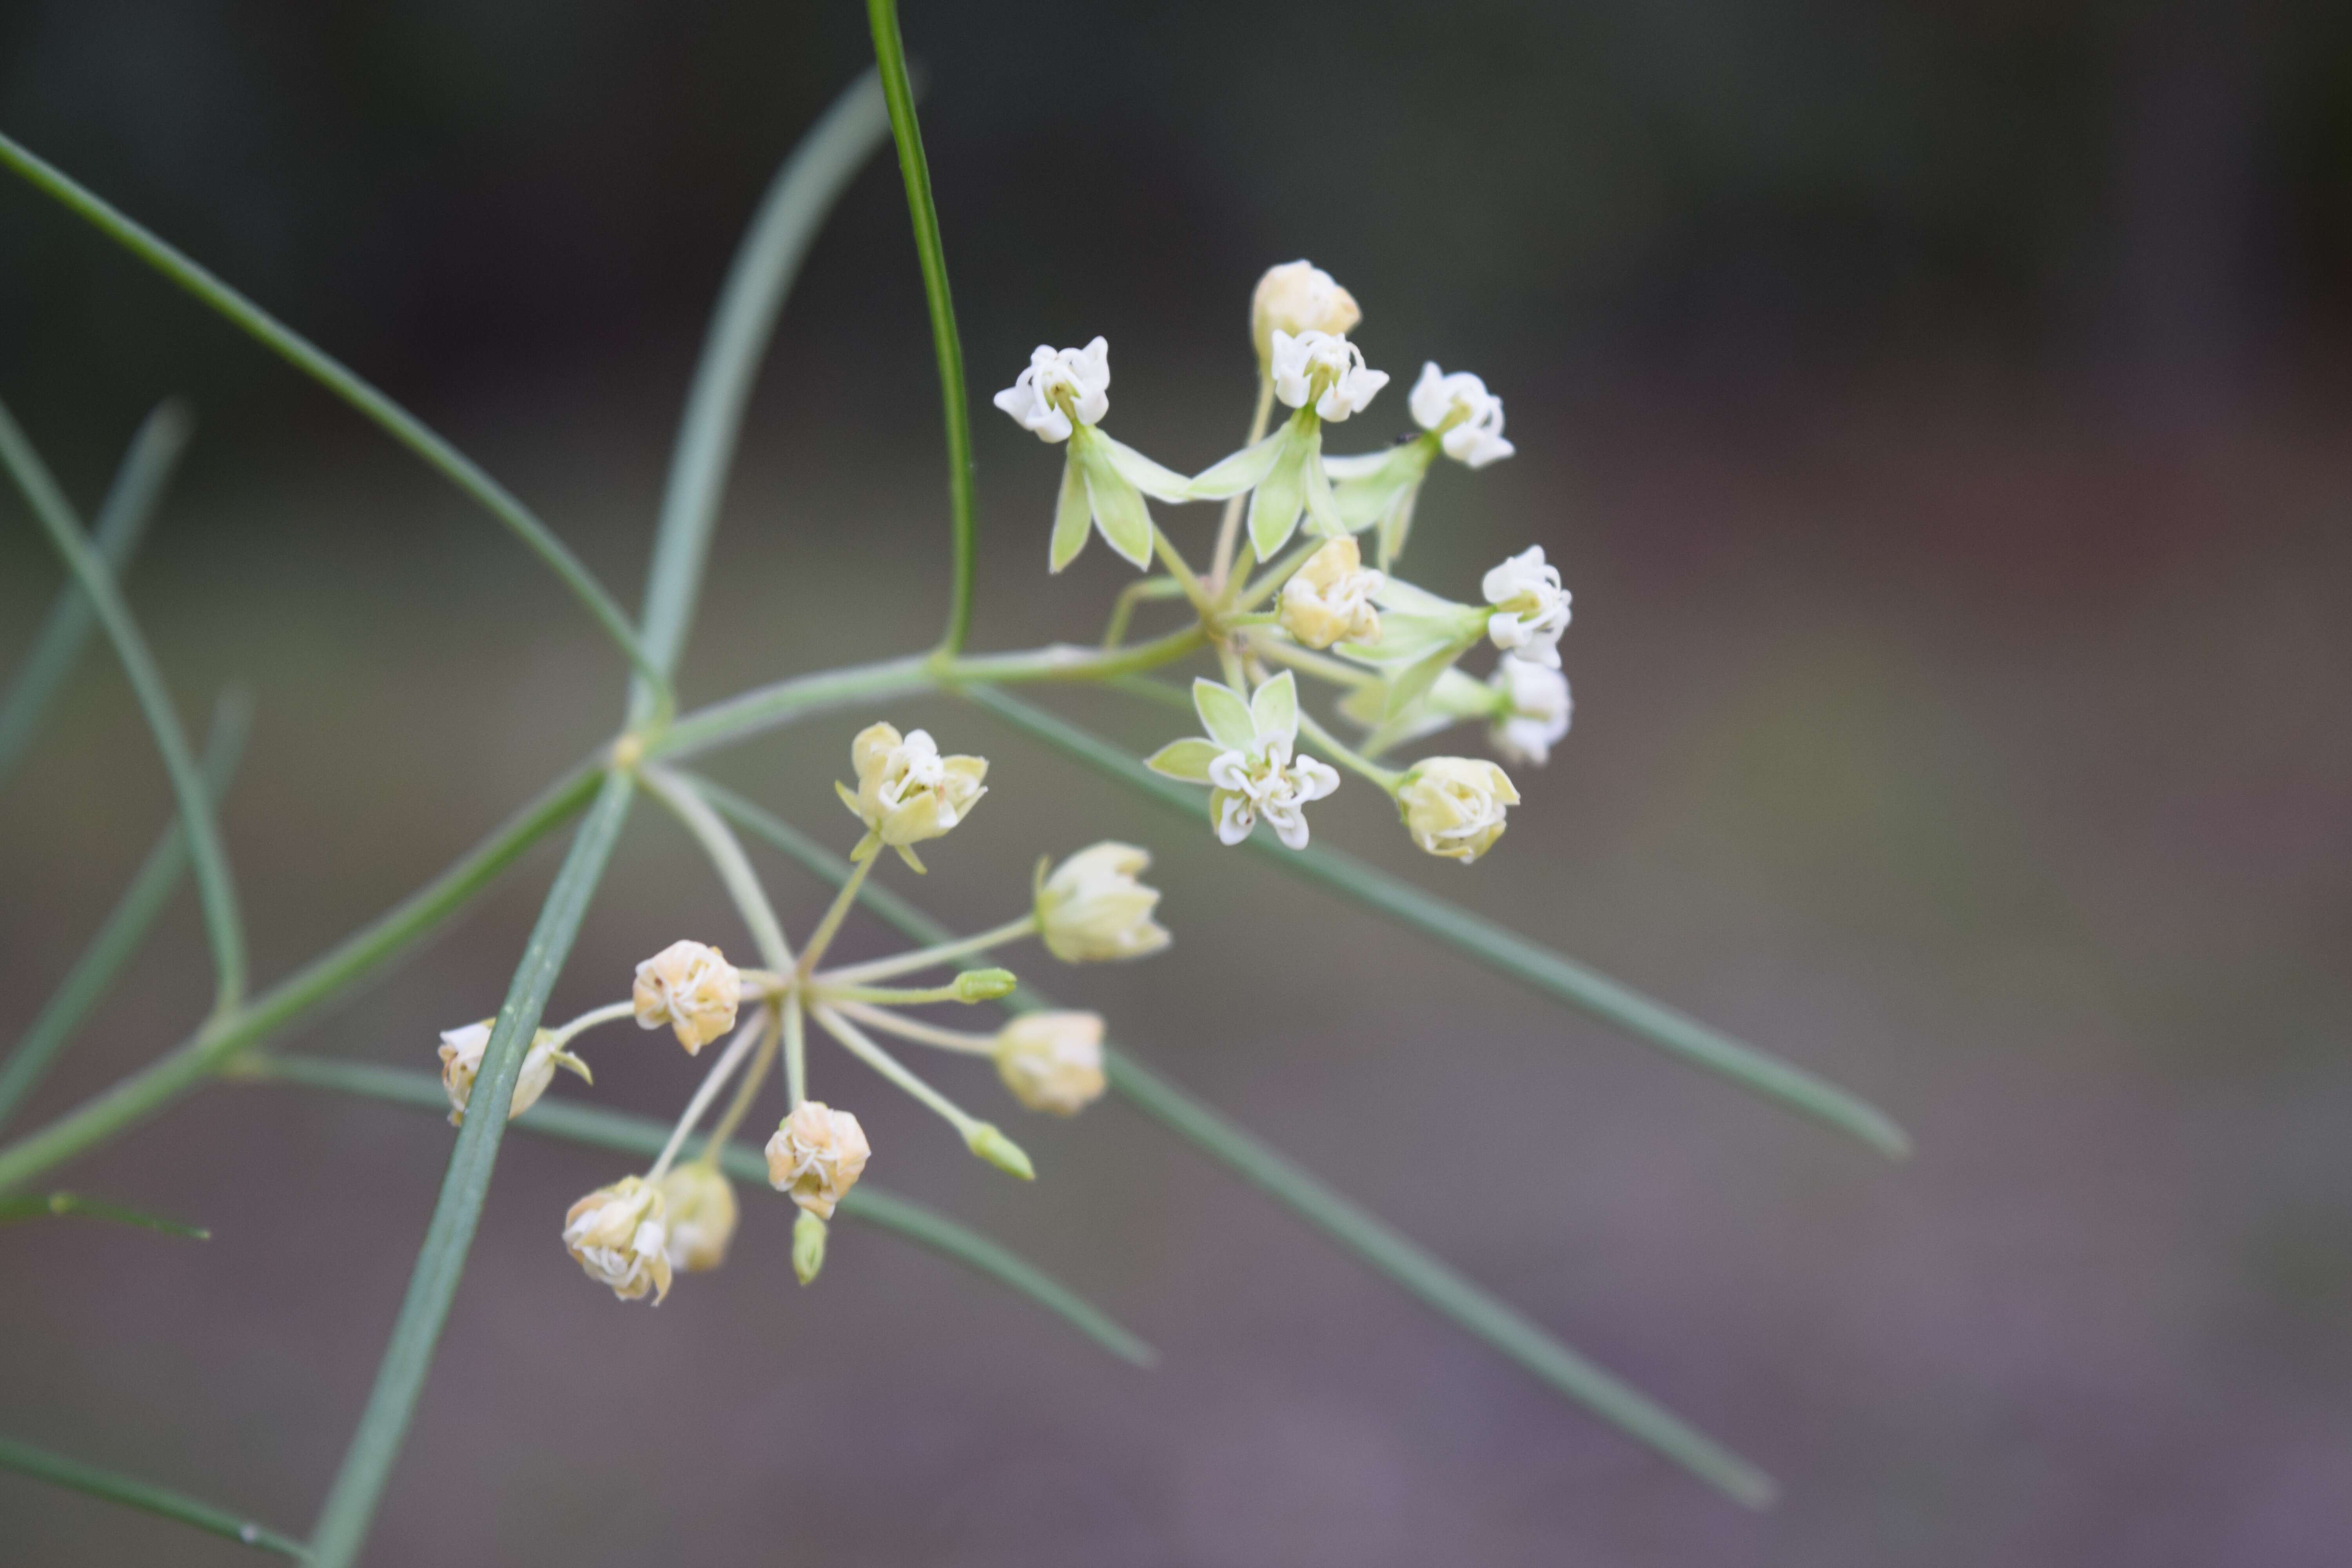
[3, 0, 2350, 1563]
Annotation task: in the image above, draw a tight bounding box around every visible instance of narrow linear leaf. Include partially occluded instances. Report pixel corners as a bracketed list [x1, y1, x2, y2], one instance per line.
[0, 1191, 209, 1238]
[0, 131, 667, 702]
[242, 1054, 1154, 1370]
[0, 398, 191, 792]
[307, 771, 635, 1568]
[966, 686, 1910, 1159]
[638, 69, 895, 716]
[0, 1434, 306, 1558]
[0, 400, 247, 1009]
[0, 688, 251, 1130]
[867, 0, 978, 656]
[684, 776, 1772, 1503]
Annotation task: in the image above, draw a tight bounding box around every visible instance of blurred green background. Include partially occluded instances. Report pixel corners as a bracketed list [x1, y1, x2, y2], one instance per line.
[3, 0, 2349, 1562]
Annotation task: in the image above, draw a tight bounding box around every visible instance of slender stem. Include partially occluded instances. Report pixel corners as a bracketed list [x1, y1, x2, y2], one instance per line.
[0, 690, 249, 1131]
[1296, 709, 1402, 793]
[1150, 524, 1216, 619]
[811, 1004, 982, 1138]
[1249, 636, 1377, 688]
[1210, 371, 1277, 592]
[0, 132, 670, 713]
[0, 400, 247, 1011]
[637, 764, 794, 971]
[0, 398, 191, 793]
[0, 1435, 309, 1559]
[783, 993, 808, 1108]
[1100, 575, 1185, 649]
[1234, 535, 1325, 613]
[699, 1015, 779, 1159]
[0, 1191, 209, 1238]
[817, 914, 1036, 984]
[541, 999, 636, 1053]
[647, 1008, 769, 1181]
[867, 0, 976, 659]
[812, 978, 999, 1005]
[833, 999, 998, 1055]
[794, 851, 876, 978]
[636, 71, 895, 725]
[308, 770, 636, 1568]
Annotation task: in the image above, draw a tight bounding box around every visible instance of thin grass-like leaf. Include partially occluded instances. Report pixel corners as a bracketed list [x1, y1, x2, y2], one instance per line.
[0, 690, 250, 1130]
[0, 400, 247, 1010]
[867, 0, 978, 656]
[241, 1054, 1154, 1369]
[0, 1191, 209, 1238]
[0, 1434, 306, 1557]
[306, 771, 634, 1568]
[0, 398, 191, 793]
[966, 686, 1910, 1159]
[0, 131, 667, 706]
[686, 775, 1774, 1504]
[637, 70, 895, 718]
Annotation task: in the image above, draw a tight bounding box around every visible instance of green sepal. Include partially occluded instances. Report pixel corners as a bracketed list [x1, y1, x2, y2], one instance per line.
[1076, 429, 1154, 569]
[1100, 434, 1192, 503]
[1049, 444, 1093, 572]
[1249, 670, 1299, 745]
[1247, 415, 1315, 560]
[1145, 737, 1224, 782]
[1188, 426, 1289, 499]
[1190, 678, 1258, 751]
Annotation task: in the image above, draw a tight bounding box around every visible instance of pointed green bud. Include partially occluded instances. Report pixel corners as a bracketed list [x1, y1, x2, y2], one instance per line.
[965, 1122, 1036, 1181]
[793, 1209, 828, 1286]
[953, 967, 1018, 1002]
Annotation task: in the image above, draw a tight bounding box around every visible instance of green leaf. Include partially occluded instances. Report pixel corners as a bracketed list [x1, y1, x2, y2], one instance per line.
[0, 1191, 209, 1238]
[0, 132, 669, 708]
[1247, 423, 1311, 561]
[1187, 426, 1289, 499]
[0, 401, 247, 1009]
[1145, 737, 1223, 782]
[638, 69, 895, 720]
[0, 689, 249, 1131]
[0, 1434, 308, 1558]
[1049, 445, 1093, 572]
[684, 776, 1777, 1505]
[1078, 435, 1154, 569]
[243, 1054, 1155, 1369]
[1249, 669, 1299, 744]
[307, 771, 636, 1568]
[964, 687, 1911, 1160]
[0, 398, 189, 794]
[1191, 678, 1257, 751]
[1100, 433, 1192, 502]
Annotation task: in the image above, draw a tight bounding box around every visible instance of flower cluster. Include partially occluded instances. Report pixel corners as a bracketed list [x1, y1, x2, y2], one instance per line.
[993, 259, 1574, 867]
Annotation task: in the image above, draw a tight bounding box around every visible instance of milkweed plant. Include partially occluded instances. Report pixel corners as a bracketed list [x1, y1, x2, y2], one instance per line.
[0, 4, 1909, 1560]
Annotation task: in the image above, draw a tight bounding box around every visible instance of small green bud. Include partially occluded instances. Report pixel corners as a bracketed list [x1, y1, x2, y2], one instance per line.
[965, 1122, 1036, 1181]
[953, 967, 1018, 1002]
[793, 1210, 828, 1286]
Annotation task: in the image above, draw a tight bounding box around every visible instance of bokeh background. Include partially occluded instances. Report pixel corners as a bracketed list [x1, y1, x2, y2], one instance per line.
[4, 1, 2350, 1563]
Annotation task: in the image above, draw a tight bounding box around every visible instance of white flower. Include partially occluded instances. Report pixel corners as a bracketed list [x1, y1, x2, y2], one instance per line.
[993, 1011, 1108, 1116]
[1147, 673, 1341, 852]
[1279, 536, 1385, 650]
[437, 1020, 587, 1127]
[1481, 545, 1572, 668]
[765, 1100, 871, 1220]
[991, 337, 1111, 443]
[1488, 657, 1572, 766]
[562, 1176, 672, 1303]
[1035, 842, 1171, 964]
[633, 940, 742, 1054]
[656, 1164, 738, 1273]
[1397, 757, 1520, 864]
[1269, 330, 1388, 423]
[840, 722, 987, 863]
[1252, 260, 1361, 361]
[1407, 363, 1515, 468]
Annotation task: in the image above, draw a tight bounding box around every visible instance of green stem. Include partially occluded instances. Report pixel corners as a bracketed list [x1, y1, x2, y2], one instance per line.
[1151, 524, 1216, 619]
[637, 764, 795, 971]
[794, 852, 876, 978]
[0, 1434, 309, 1559]
[648, 1007, 769, 1181]
[0, 399, 247, 1011]
[1233, 535, 1325, 614]
[0, 131, 669, 713]
[1249, 637, 1377, 688]
[783, 992, 808, 1108]
[832, 999, 997, 1055]
[308, 770, 636, 1568]
[817, 914, 1036, 984]
[867, 0, 977, 659]
[1210, 371, 1277, 592]
[0, 1191, 209, 1238]
[1296, 709, 1402, 793]
[1100, 575, 1185, 649]
[810, 1004, 983, 1140]
[636, 71, 895, 723]
[0, 689, 250, 1130]
[699, 1012, 780, 1158]
[0, 398, 191, 792]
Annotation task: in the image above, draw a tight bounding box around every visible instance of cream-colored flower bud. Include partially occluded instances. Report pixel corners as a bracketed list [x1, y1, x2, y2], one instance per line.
[632, 940, 742, 1054]
[993, 1011, 1107, 1116]
[1398, 757, 1520, 865]
[1279, 537, 1385, 651]
[655, 1163, 738, 1273]
[1034, 842, 1171, 964]
[561, 1175, 672, 1303]
[764, 1100, 870, 1220]
[842, 722, 989, 853]
[438, 1021, 582, 1127]
[1252, 260, 1361, 364]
